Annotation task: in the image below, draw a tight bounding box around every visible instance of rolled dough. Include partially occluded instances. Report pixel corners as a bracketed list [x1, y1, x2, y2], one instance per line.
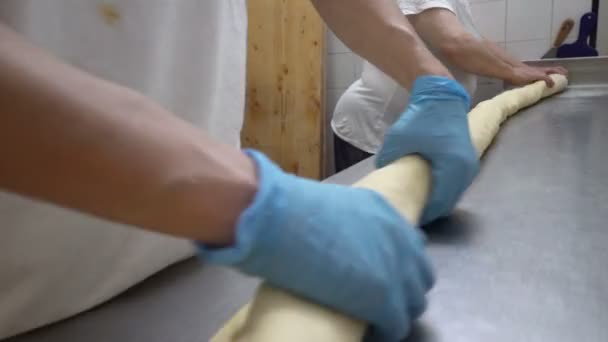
[212, 75, 569, 342]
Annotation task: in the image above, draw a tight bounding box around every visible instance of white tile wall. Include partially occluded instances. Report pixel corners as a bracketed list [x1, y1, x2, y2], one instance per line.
[353, 55, 364, 78]
[470, 0, 506, 42]
[325, 88, 347, 118]
[506, 39, 552, 60]
[506, 0, 553, 41]
[326, 31, 364, 85]
[326, 52, 357, 89]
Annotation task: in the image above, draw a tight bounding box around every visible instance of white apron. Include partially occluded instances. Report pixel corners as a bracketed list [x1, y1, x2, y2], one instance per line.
[0, 0, 247, 338]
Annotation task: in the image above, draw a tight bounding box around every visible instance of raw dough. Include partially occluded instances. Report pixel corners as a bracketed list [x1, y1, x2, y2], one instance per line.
[212, 75, 568, 342]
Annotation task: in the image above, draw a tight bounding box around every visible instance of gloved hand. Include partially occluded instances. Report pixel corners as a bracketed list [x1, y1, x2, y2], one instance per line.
[198, 150, 434, 341]
[376, 76, 479, 226]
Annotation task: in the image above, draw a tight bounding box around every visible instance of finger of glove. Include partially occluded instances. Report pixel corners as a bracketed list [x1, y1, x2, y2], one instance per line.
[403, 228, 435, 291]
[393, 232, 433, 321]
[375, 134, 418, 168]
[406, 276, 429, 320]
[377, 288, 420, 342]
[375, 116, 422, 168]
[377, 105, 470, 169]
[401, 259, 432, 317]
[420, 157, 469, 225]
[416, 249, 435, 292]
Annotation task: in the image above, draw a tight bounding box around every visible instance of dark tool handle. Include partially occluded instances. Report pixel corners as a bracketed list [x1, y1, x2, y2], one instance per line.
[553, 19, 575, 47]
[576, 12, 597, 43]
[590, 0, 599, 48]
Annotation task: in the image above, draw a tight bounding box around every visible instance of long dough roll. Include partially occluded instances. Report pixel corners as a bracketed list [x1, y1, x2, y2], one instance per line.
[213, 75, 569, 342]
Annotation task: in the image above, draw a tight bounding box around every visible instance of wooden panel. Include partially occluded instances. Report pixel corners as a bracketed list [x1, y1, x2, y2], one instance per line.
[242, 0, 325, 179]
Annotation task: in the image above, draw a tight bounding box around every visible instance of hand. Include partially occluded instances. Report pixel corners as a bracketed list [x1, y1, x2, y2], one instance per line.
[508, 65, 568, 87]
[376, 76, 479, 225]
[197, 150, 434, 341]
[537, 65, 568, 77]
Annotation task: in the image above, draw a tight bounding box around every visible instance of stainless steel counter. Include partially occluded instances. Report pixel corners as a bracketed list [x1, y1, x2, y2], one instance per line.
[7, 58, 608, 342]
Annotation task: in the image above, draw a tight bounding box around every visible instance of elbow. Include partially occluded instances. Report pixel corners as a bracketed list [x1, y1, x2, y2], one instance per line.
[380, 21, 419, 51]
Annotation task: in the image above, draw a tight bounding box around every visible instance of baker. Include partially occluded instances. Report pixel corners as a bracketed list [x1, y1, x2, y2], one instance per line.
[2, 1, 481, 340]
[331, 0, 568, 172]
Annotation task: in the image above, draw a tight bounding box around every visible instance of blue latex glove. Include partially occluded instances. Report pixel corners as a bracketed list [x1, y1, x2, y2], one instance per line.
[198, 150, 434, 341]
[376, 76, 479, 225]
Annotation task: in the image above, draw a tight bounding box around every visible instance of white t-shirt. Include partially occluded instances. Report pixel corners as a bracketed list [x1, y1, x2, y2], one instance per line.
[331, 0, 480, 154]
[0, 0, 247, 338]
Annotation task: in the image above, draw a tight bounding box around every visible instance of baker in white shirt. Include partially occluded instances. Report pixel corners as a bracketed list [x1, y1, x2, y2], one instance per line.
[331, 0, 567, 172]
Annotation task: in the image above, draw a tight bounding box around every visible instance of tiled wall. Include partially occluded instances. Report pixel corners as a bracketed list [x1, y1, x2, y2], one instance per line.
[325, 0, 594, 115]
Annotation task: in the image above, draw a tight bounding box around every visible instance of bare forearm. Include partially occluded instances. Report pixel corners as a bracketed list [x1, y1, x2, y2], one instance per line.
[0, 24, 256, 245]
[310, 0, 452, 89]
[440, 34, 515, 80]
[482, 39, 526, 68]
[410, 9, 514, 82]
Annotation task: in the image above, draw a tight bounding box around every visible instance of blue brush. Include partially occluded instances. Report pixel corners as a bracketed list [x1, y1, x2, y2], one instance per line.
[557, 12, 599, 58]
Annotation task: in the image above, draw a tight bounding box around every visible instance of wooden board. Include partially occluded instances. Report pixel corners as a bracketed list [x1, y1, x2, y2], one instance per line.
[242, 0, 325, 179]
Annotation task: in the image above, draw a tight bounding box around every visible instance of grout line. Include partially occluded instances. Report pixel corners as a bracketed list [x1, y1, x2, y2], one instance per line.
[549, 0, 555, 44]
[503, 0, 508, 43]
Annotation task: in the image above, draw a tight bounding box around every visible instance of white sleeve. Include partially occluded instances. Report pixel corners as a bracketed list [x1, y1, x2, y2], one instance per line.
[395, 0, 456, 16]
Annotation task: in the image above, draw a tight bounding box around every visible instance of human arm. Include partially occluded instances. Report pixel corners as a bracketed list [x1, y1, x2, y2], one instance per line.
[0, 22, 433, 338]
[0, 23, 257, 245]
[310, 0, 452, 89]
[481, 38, 568, 84]
[410, 8, 566, 87]
[482, 38, 567, 74]
[482, 38, 528, 68]
[306, 2, 479, 224]
[410, 9, 513, 81]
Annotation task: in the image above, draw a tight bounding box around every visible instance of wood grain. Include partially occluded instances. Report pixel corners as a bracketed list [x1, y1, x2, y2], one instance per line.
[242, 0, 325, 179]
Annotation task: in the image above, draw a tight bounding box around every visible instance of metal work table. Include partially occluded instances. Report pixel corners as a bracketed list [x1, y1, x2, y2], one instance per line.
[7, 58, 608, 342]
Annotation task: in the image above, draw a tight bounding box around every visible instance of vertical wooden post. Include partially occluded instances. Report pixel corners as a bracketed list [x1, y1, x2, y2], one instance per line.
[242, 0, 325, 179]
